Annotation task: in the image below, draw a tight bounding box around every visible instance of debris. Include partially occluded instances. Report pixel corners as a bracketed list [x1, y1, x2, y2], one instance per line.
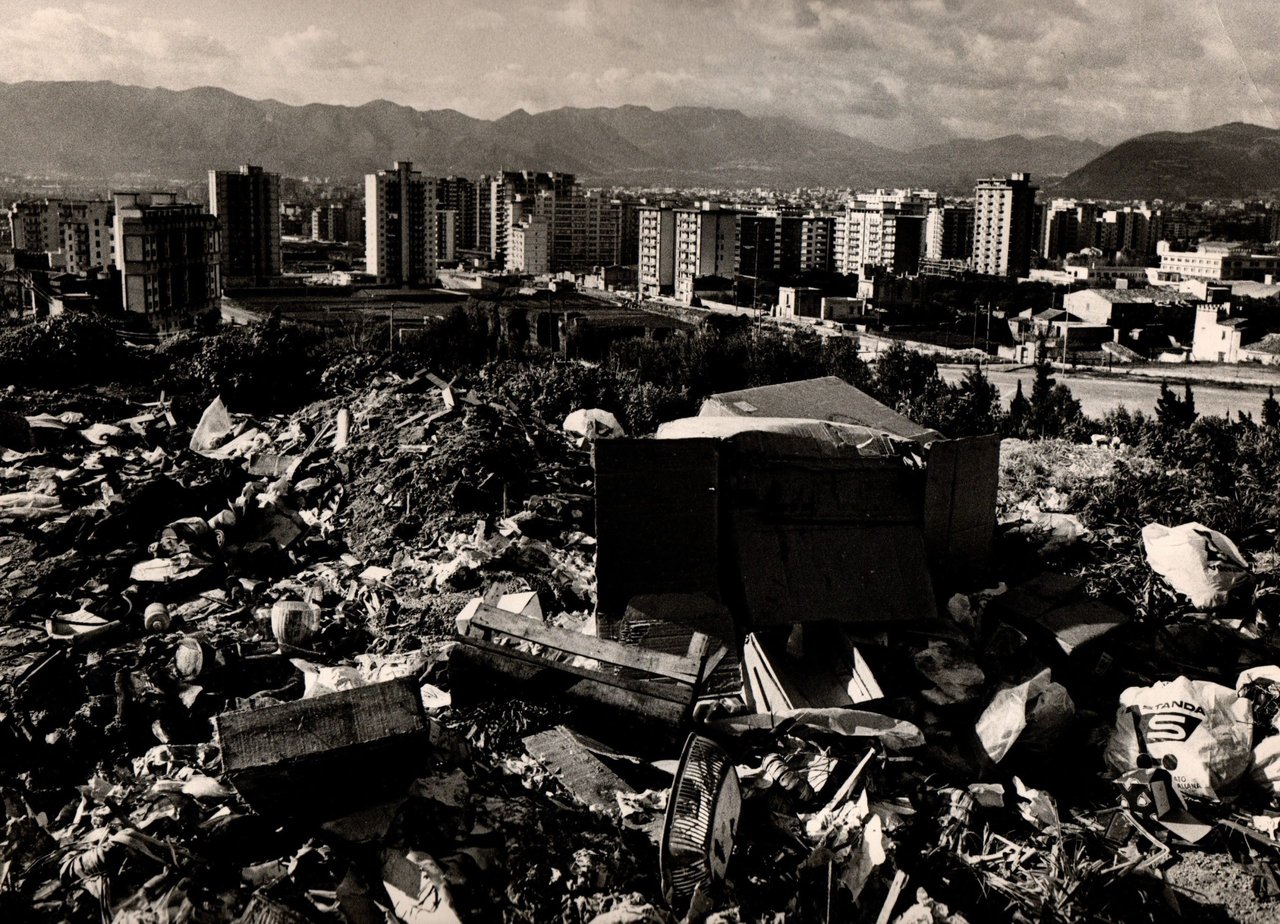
[270, 599, 320, 649]
[975, 667, 1074, 764]
[1142, 521, 1252, 609]
[1105, 675, 1254, 802]
[142, 602, 171, 632]
[523, 725, 635, 812]
[563, 408, 626, 445]
[453, 603, 710, 725]
[215, 677, 429, 814]
[661, 734, 741, 915]
[742, 626, 883, 712]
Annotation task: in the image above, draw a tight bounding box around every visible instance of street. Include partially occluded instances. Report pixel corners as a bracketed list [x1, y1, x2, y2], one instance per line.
[939, 365, 1276, 420]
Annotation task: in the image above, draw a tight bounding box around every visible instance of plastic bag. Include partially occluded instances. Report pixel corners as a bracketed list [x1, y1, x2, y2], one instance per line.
[1141, 521, 1250, 609]
[1104, 675, 1252, 802]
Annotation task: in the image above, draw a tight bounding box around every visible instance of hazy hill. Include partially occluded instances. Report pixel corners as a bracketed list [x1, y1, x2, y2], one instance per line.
[1056, 122, 1280, 199]
[0, 80, 1101, 190]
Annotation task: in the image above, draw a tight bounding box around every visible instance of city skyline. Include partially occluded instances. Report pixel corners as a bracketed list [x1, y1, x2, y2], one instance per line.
[0, 0, 1276, 149]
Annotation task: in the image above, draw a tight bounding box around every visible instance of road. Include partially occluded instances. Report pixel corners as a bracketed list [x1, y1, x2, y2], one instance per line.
[938, 365, 1274, 420]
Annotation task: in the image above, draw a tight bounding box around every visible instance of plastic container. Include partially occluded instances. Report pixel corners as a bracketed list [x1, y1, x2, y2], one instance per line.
[143, 602, 171, 632]
[271, 600, 320, 649]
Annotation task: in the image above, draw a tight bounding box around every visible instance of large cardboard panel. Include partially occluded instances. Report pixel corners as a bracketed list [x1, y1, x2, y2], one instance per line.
[728, 521, 935, 625]
[594, 439, 721, 621]
[923, 434, 1000, 578]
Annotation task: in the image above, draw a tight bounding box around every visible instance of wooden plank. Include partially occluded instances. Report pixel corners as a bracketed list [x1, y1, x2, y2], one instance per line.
[469, 604, 704, 684]
[217, 677, 425, 773]
[455, 636, 693, 704]
[452, 641, 689, 724]
[523, 726, 635, 809]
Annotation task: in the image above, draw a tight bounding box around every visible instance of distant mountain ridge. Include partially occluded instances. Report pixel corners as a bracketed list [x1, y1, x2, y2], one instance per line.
[1056, 122, 1280, 199]
[0, 80, 1102, 191]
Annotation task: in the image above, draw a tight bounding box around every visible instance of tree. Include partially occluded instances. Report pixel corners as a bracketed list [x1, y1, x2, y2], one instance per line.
[871, 340, 944, 408]
[947, 362, 1003, 436]
[1023, 354, 1085, 438]
[1155, 381, 1198, 430]
[1007, 379, 1030, 436]
[1262, 386, 1280, 429]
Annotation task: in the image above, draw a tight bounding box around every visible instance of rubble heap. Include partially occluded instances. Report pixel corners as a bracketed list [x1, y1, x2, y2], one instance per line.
[1, 372, 1279, 923]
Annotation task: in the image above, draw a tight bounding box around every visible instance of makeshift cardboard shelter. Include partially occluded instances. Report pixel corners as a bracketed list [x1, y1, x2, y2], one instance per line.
[707, 377, 999, 585]
[594, 377, 1000, 628]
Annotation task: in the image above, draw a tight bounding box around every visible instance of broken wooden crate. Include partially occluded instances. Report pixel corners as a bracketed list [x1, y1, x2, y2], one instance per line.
[215, 676, 429, 815]
[452, 603, 713, 725]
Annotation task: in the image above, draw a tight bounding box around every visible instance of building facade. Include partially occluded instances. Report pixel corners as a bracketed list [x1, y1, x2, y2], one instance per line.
[112, 192, 220, 330]
[971, 173, 1037, 277]
[365, 161, 439, 285]
[834, 204, 924, 276]
[208, 164, 282, 288]
[9, 199, 113, 272]
[777, 213, 834, 275]
[674, 204, 737, 303]
[924, 204, 974, 262]
[638, 205, 676, 297]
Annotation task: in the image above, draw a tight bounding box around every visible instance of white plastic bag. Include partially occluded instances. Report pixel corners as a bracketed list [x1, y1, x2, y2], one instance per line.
[1141, 521, 1250, 609]
[1104, 675, 1253, 802]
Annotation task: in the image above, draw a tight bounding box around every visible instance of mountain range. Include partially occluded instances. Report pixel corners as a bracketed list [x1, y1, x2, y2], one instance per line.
[0, 80, 1103, 191]
[1056, 122, 1280, 200]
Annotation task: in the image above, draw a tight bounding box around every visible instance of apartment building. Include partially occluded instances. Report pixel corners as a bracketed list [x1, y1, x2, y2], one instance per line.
[365, 160, 438, 285]
[971, 173, 1037, 277]
[674, 204, 737, 303]
[638, 205, 676, 297]
[208, 164, 282, 288]
[924, 204, 974, 262]
[9, 198, 114, 271]
[112, 192, 220, 330]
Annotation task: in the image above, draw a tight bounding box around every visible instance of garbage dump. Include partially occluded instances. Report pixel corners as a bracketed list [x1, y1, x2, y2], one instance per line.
[3, 372, 1280, 923]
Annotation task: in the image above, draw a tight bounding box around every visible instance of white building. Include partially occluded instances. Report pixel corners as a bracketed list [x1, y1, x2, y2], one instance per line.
[674, 203, 737, 304]
[508, 215, 550, 275]
[971, 173, 1037, 277]
[638, 205, 676, 297]
[365, 161, 438, 285]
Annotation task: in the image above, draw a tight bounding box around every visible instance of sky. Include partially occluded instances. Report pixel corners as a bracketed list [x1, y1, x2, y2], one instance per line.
[0, 0, 1276, 150]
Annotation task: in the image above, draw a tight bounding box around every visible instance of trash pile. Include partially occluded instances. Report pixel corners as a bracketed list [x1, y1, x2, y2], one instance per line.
[3, 373, 1280, 922]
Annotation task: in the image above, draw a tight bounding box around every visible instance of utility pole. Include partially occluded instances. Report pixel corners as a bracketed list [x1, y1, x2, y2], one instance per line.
[389, 305, 395, 353]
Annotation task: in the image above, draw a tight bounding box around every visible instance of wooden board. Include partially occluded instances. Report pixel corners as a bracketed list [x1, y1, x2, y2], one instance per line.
[215, 677, 428, 812]
[469, 604, 703, 684]
[523, 726, 635, 810]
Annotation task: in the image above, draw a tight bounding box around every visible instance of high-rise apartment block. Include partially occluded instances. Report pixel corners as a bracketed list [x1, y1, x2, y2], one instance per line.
[971, 173, 1037, 277]
[487, 170, 576, 266]
[436, 176, 476, 260]
[9, 198, 114, 272]
[834, 202, 924, 276]
[208, 164, 281, 288]
[508, 214, 550, 274]
[777, 213, 834, 274]
[638, 205, 676, 297]
[112, 192, 220, 330]
[365, 161, 438, 285]
[924, 204, 974, 261]
[674, 203, 737, 303]
[311, 202, 359, 243]
[735, 213, 779, 279]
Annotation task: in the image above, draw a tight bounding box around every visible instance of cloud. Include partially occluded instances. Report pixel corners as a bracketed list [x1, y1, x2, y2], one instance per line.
[0, 0, 1275, 149]
[268, 26, 372, 72]
[0, 6, 236, 86]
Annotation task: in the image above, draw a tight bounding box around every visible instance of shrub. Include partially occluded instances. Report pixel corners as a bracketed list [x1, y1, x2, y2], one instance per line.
[0, 314, 141, 386]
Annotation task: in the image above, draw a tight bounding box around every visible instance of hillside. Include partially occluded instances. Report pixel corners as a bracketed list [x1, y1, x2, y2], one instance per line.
[0, 80, 1099, 190]
[1056, 122, 1280, 199]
